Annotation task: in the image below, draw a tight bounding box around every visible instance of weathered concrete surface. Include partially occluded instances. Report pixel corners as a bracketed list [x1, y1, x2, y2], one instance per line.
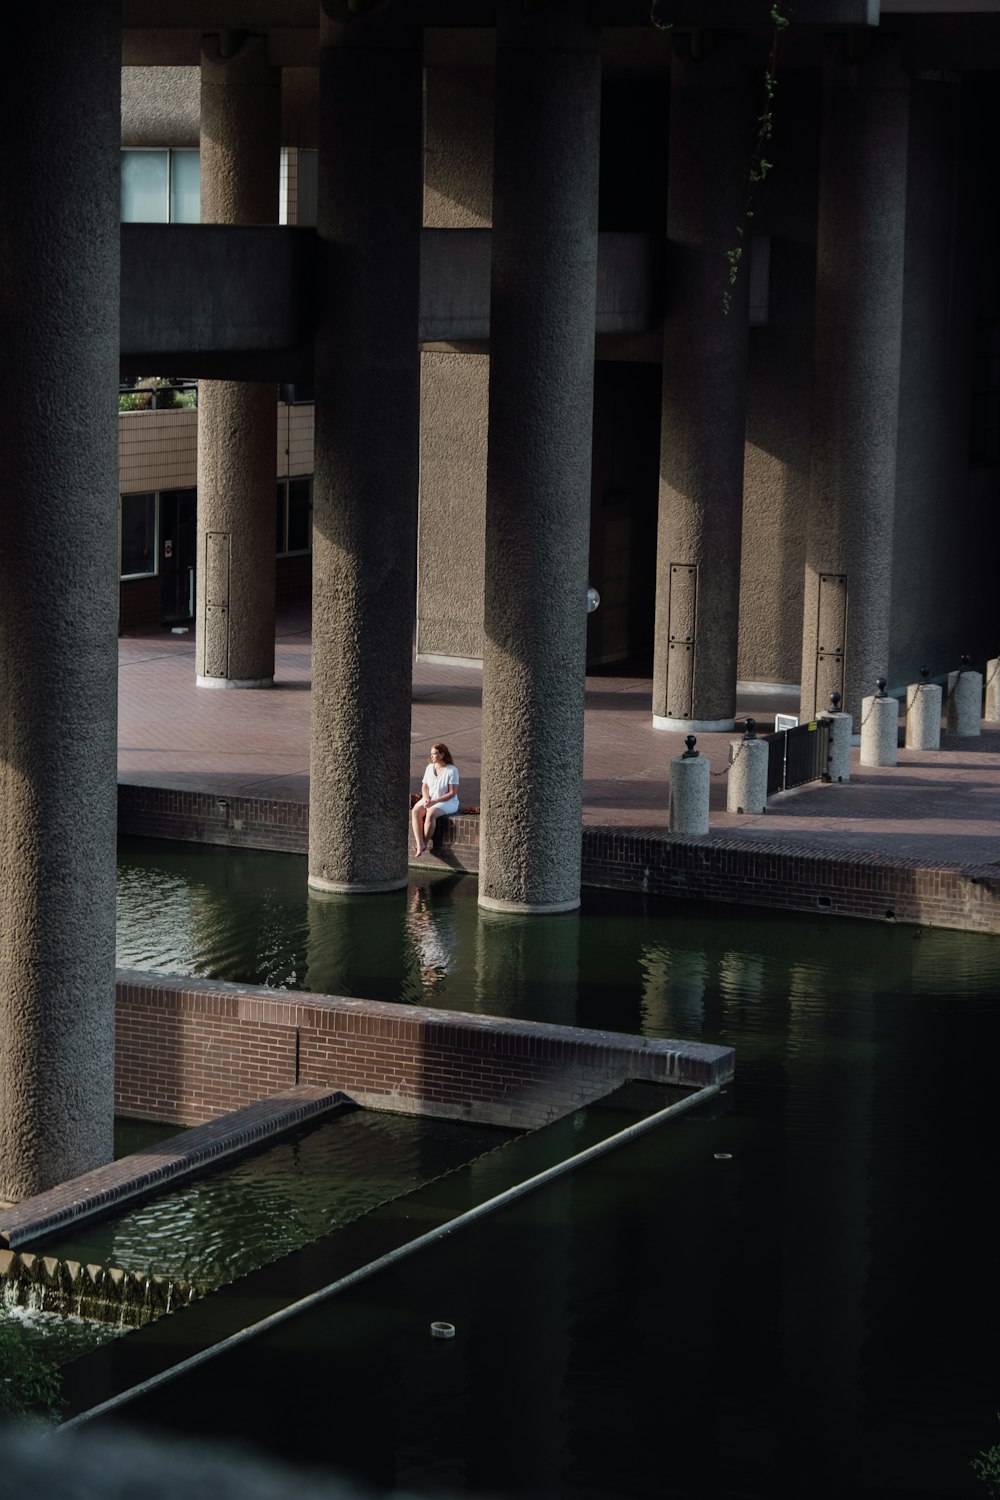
[196, 33, 281, 688]
[308, 2, 422, 891]
[652, 38, 754, 729]
[799, 40, 909, 721]
[478, 0, 601, 913]
[0, 0, 119, 1198]
[119, 223, 316, 381]
[417, 350, 489, 661]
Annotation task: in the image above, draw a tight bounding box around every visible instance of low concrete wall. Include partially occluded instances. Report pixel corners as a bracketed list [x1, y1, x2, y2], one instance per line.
[114, 970, 733, 1132]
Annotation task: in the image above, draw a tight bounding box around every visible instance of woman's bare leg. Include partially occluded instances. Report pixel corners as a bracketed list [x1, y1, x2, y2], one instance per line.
[423, 806, 441, 848]
[411, 802, 427, 855]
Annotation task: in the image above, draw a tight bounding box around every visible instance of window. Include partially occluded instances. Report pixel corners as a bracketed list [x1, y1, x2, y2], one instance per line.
[121, 150, 200, 224]
[276, 477, 312, 556]
[121, 493, 157, 577]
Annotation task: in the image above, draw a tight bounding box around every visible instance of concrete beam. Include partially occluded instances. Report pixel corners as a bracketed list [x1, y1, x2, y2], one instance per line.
[121, 224, 658, 377]
[419, 228, 659, 342]
[120, 223, 316, 380]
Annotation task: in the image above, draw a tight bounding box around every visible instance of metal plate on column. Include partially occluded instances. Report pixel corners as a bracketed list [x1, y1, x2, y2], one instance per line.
[667, 563, 697, 720]
[203, 531, 230, 679]
[815, 572, 847, 710]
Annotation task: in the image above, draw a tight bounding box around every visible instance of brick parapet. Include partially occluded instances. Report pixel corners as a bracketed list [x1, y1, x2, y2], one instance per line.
[117, 787, 1000, 933]
[114, 970, 732, 1132]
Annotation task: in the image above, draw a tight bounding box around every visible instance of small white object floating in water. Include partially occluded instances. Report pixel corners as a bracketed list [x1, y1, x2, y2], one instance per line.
[430, 1321, 456, 1339]
[714, 1152, 733, 1161]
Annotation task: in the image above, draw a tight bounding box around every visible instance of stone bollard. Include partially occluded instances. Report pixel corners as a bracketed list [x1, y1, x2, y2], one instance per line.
[817, 691, 852, 783]
[669, 736, 710, 836]
[860, 679, 898, 767]
[985, 654, 1000, 722]
[946, 655, 983, 737]
[727, 718, 769, 815]
[905, 667, 942, 750]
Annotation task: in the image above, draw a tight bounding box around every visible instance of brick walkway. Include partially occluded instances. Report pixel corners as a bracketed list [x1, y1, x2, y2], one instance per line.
[118, 608, 1000, 870]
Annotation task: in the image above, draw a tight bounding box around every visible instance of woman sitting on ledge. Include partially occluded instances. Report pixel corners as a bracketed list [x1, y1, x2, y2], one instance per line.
[412, 742, 460, 857]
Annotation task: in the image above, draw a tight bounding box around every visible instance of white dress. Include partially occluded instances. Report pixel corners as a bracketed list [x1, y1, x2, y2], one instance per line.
[423, 761, 460, 816]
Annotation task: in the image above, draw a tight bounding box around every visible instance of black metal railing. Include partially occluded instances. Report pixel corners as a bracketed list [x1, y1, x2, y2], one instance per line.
[765, 719, 831, 796]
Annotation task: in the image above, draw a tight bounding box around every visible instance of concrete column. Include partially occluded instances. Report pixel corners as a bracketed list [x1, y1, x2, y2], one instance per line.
[799, 40, 910, 722]
[478, 1, 601, 914]
[0, 1, 119, 1198]
[196, 34, 280, 688]
[651, 37, 754, 732]
[308, 2, 422, 893]
[860, 686, 899, 767]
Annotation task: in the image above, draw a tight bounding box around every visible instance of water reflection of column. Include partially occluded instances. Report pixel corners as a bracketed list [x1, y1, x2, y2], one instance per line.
[779, 959, 874, 1485]
[305, 888, 413, 1003]
[639, 944, 707, 1037]
[718, 951, 765, 1019]
[474, 909, 581, 1024]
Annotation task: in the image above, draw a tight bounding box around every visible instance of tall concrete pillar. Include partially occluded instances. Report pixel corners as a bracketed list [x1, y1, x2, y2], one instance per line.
[308, 2, 422, 893]
[196, 33, 280, 689]
[478, 1, 601, 914]
[889, 74, 968, 684]
[799, 40, 910, 721]
[651, 38, 754, 732]
[0, 1, 119, 1198]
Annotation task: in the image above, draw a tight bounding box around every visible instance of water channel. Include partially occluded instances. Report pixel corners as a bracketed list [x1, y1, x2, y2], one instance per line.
[16, 838, 1000, 1497]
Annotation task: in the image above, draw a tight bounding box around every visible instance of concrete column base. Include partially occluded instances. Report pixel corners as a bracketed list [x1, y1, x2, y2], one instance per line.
[861, 694, 899, 766]
[307, 874, 408, 895]
[654, 715, 736, 733]
[478, 894, 581, 915]
[905, 681, 942, 750]
[727, 737, 768, 814]
[197, 676, 274, 690]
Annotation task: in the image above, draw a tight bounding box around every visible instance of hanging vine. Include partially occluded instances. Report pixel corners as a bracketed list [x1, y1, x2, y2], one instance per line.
[724, 3, 791, 312]
[650, 1, 792, 313]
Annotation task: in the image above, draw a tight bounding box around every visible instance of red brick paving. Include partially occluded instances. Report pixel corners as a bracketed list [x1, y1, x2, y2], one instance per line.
[118, 608, 1000, 871]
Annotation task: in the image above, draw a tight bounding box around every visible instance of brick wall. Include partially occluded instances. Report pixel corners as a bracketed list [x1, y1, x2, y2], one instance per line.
[581, 829, 1000, 935]
[115, 971, 733, 1130]
[118, 785, 309, 853]
[117, 787, 1000, 934]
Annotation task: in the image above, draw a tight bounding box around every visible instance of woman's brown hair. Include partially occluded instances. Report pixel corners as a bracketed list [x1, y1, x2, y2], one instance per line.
[431, 742, 454, 765]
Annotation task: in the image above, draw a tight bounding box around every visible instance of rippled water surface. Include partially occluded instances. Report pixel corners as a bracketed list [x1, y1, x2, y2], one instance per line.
[106, 838, 1000, 1498]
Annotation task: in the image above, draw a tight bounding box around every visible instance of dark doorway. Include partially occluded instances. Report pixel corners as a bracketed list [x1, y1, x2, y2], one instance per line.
[159, 487, 197, 625]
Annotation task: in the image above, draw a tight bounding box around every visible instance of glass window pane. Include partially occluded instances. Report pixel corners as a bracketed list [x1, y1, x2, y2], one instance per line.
[170, 150, 201, 224]
[121, 493, 157, 576]
[121, 151, 168, 223]
[287, 478, 312, 553]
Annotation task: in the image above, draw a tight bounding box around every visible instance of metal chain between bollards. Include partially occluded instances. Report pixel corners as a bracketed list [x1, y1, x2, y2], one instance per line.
[711, 718, 755, 777]
[943, 655, 970, 704]
[857, 679, 888, 731]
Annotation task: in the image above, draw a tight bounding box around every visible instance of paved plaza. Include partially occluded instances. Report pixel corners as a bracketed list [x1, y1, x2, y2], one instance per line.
[118, 608, 1000, 871]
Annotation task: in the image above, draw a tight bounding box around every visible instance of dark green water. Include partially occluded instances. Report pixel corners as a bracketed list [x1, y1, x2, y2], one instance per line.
[101, 838, 1000, 1498]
